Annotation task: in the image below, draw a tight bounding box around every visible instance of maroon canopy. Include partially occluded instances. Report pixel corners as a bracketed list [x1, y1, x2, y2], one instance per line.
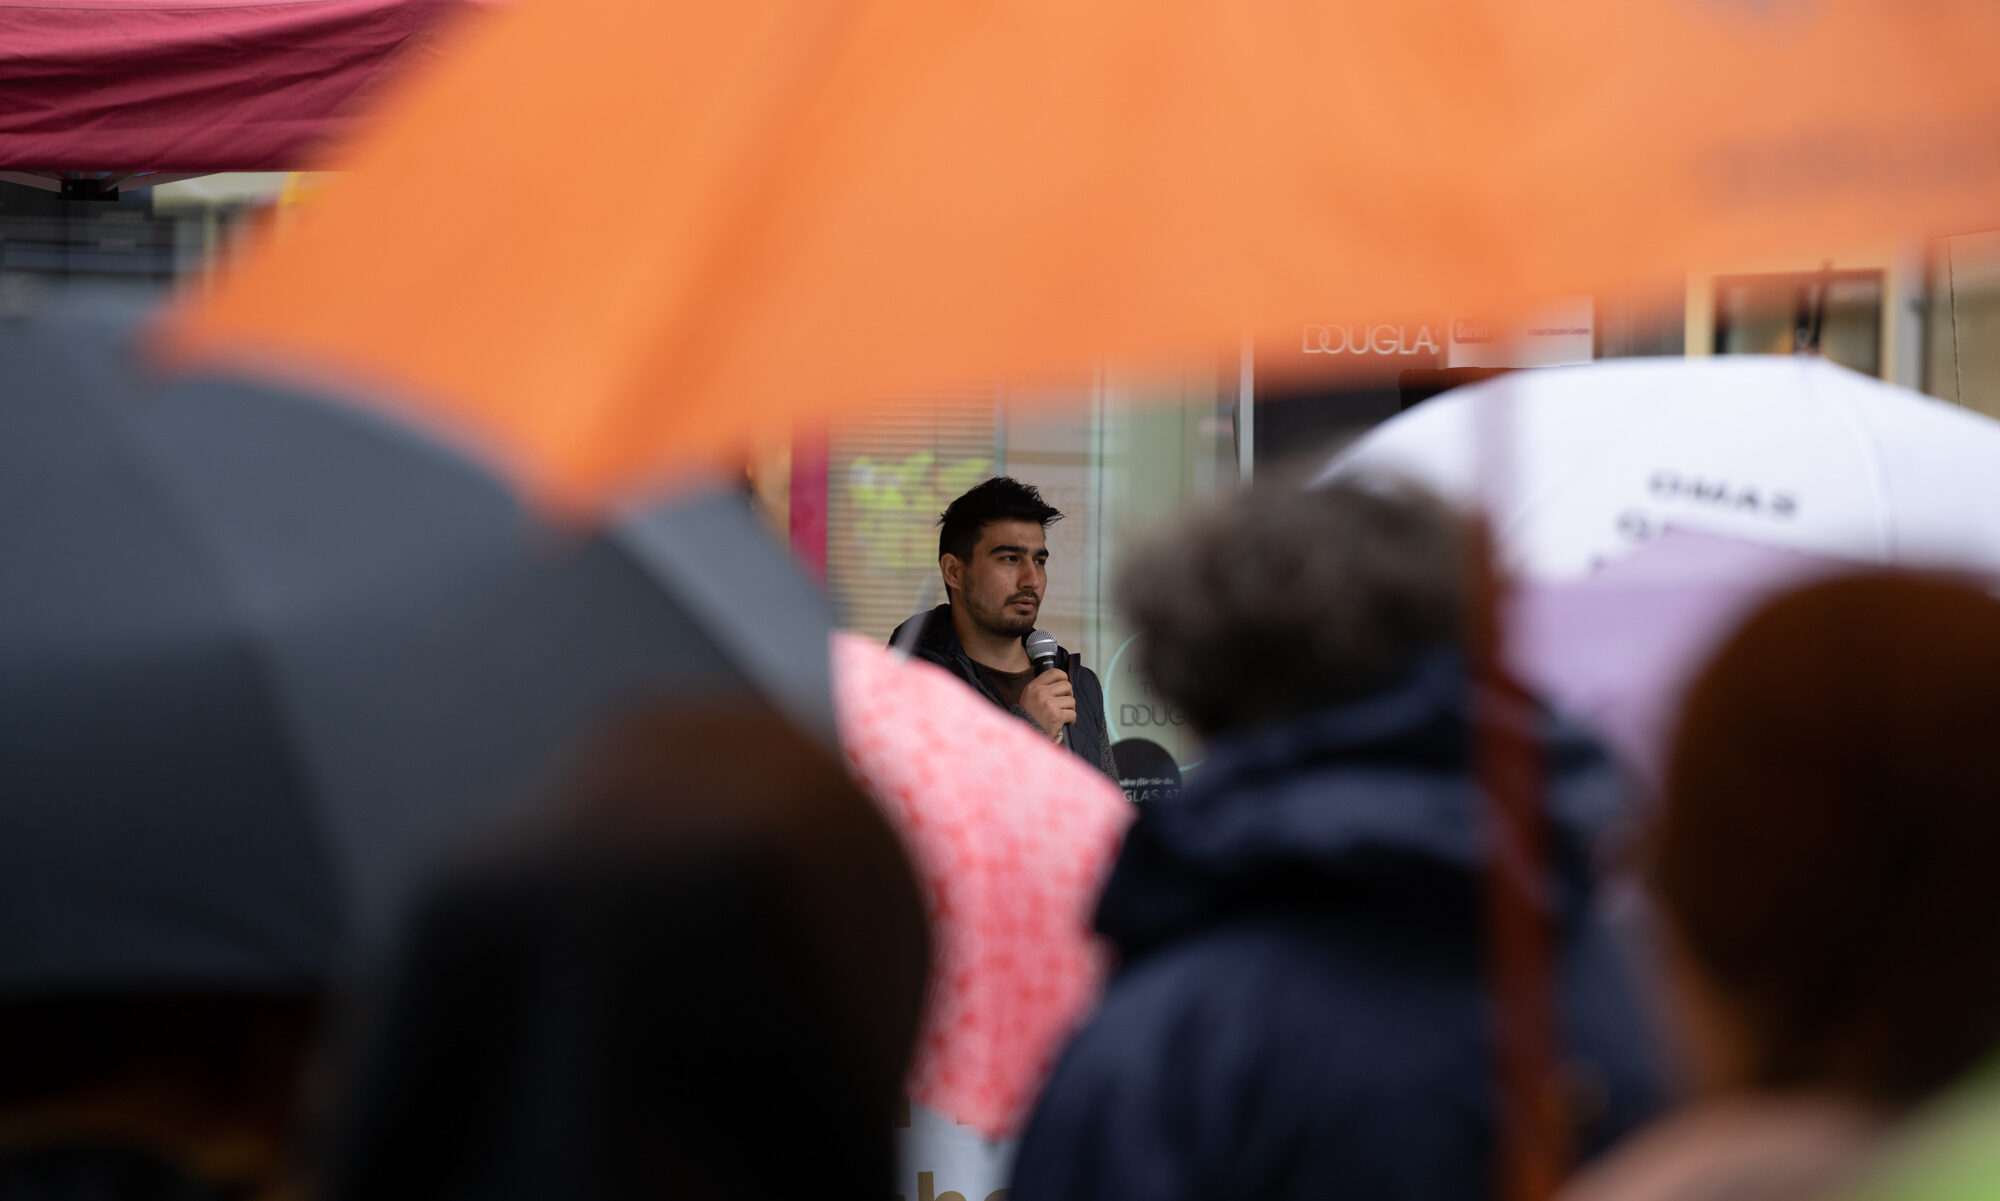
[0, 0, 466, 172]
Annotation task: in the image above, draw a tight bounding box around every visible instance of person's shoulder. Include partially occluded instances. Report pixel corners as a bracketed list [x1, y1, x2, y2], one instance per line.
[909, 643, 959, 671]
[1081, 921, 1369, 1055]
[889, 605, 952, 648]
[1024, 940, 1298, 1158]
[1095, 913, 1494, 1090]
[1065, 656, 1104, 691]
[1048, 935, 1266, 1066]
[1022, 921, 1483, 1201]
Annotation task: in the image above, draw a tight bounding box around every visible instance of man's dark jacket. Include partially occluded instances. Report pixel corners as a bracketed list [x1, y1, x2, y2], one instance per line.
[1010, 655, 1665, 1201]
[888, 605, 1117, 781]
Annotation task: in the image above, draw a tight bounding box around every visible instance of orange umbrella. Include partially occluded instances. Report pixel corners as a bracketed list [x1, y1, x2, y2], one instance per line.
[163, 0, 2000, 512]
[154, 11, 1999, 1195]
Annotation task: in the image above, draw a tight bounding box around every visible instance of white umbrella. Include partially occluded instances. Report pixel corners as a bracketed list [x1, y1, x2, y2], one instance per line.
[1323, 356, 2000, 581]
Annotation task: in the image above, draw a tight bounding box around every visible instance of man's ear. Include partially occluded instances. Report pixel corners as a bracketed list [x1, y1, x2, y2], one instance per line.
[939, 554, 963, 599]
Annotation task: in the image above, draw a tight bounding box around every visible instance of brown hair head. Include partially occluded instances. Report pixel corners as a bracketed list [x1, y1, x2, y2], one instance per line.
[1658, 571, 2000, 1105]
[327, 698, 929, 1201]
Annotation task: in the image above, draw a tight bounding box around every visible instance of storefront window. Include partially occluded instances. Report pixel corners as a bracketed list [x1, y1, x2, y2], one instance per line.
[0, 174, 284, 301]
[1712, 270, 1884, 376]
[817, 370, 1241, 774]
[826, 392, 1001, 645]
[1926, 232, 2000, 419]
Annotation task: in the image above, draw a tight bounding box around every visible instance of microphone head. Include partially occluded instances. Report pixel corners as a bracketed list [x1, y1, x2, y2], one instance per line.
[1024, 628, 1061, 672]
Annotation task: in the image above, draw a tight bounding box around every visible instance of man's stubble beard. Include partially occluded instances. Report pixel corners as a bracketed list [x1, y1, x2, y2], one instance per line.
[966, 591, 1038, 639]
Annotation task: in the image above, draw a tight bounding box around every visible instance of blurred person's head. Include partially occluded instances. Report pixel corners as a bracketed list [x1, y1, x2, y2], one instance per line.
[1117, 475, 1470, 736]
[1656, 572, 2000, 1109]
[936, 477, 1063, 637]
[324, 699, 929, 1201]
[0, 991, 325, 1201]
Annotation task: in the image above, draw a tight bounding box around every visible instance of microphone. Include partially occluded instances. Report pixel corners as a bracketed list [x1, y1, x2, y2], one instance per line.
[1025, 629, 1061, 675]
[1024, 629, 1069, 748]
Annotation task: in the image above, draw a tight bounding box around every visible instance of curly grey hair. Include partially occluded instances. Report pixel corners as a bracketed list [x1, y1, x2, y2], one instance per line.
[1117, 476, 1469, 735]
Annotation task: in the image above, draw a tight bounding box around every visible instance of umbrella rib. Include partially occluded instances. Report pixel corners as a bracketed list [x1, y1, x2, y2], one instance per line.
[1813, 362, 1897, 561]
[50, 356, 350, 957]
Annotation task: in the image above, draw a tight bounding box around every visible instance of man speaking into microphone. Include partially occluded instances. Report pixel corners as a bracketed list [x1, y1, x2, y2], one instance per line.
[888, 477, 1118, 781]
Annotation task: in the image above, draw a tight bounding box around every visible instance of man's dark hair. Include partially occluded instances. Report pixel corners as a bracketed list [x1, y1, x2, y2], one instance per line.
[1118, 476, 1468, 735]
[936, 476, 1063, 563]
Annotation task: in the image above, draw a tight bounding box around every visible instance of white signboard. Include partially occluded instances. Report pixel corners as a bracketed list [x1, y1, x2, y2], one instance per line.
[1448, 298, 1595, 368]
[897, 1102, 1014, 1201]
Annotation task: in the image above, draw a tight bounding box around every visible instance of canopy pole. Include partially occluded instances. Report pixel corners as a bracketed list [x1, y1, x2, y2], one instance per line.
[1236, 335, 1255, 483]
[788, 422, 828, 586]
[1949, 239, 1965, 406]
[1472, 373, 1567, 1201]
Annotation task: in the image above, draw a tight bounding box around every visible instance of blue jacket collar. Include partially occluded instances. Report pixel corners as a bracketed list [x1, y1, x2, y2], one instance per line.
[1095, 654, 1628, 958]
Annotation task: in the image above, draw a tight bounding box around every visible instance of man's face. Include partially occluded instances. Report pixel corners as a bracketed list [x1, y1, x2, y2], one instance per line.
[943, 519, 1049, 638]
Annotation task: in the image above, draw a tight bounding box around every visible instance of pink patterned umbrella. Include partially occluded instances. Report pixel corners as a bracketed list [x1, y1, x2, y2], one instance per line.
[832, 632, 1132, 1139]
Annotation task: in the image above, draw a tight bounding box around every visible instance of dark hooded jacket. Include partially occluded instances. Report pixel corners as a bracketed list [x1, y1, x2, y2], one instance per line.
[1010, 655, 1665, 1201]
[888, 605, 1117, 781]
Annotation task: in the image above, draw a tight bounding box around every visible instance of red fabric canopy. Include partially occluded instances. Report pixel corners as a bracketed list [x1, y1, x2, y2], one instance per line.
[0, 0, 466, 171]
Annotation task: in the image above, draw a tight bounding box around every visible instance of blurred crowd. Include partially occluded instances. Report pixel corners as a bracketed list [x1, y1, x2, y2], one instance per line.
[8, 461, 2000, 1201]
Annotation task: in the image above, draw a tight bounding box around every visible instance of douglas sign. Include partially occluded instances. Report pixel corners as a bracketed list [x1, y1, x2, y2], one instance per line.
[1300, 323, 1444, 357]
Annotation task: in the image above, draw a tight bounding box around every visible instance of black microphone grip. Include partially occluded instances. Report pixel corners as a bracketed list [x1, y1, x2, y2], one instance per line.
[1024, 629, 1068, 744]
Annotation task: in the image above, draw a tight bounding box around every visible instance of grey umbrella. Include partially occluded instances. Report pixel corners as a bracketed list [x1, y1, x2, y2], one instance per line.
[0, 296, 834, 990]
